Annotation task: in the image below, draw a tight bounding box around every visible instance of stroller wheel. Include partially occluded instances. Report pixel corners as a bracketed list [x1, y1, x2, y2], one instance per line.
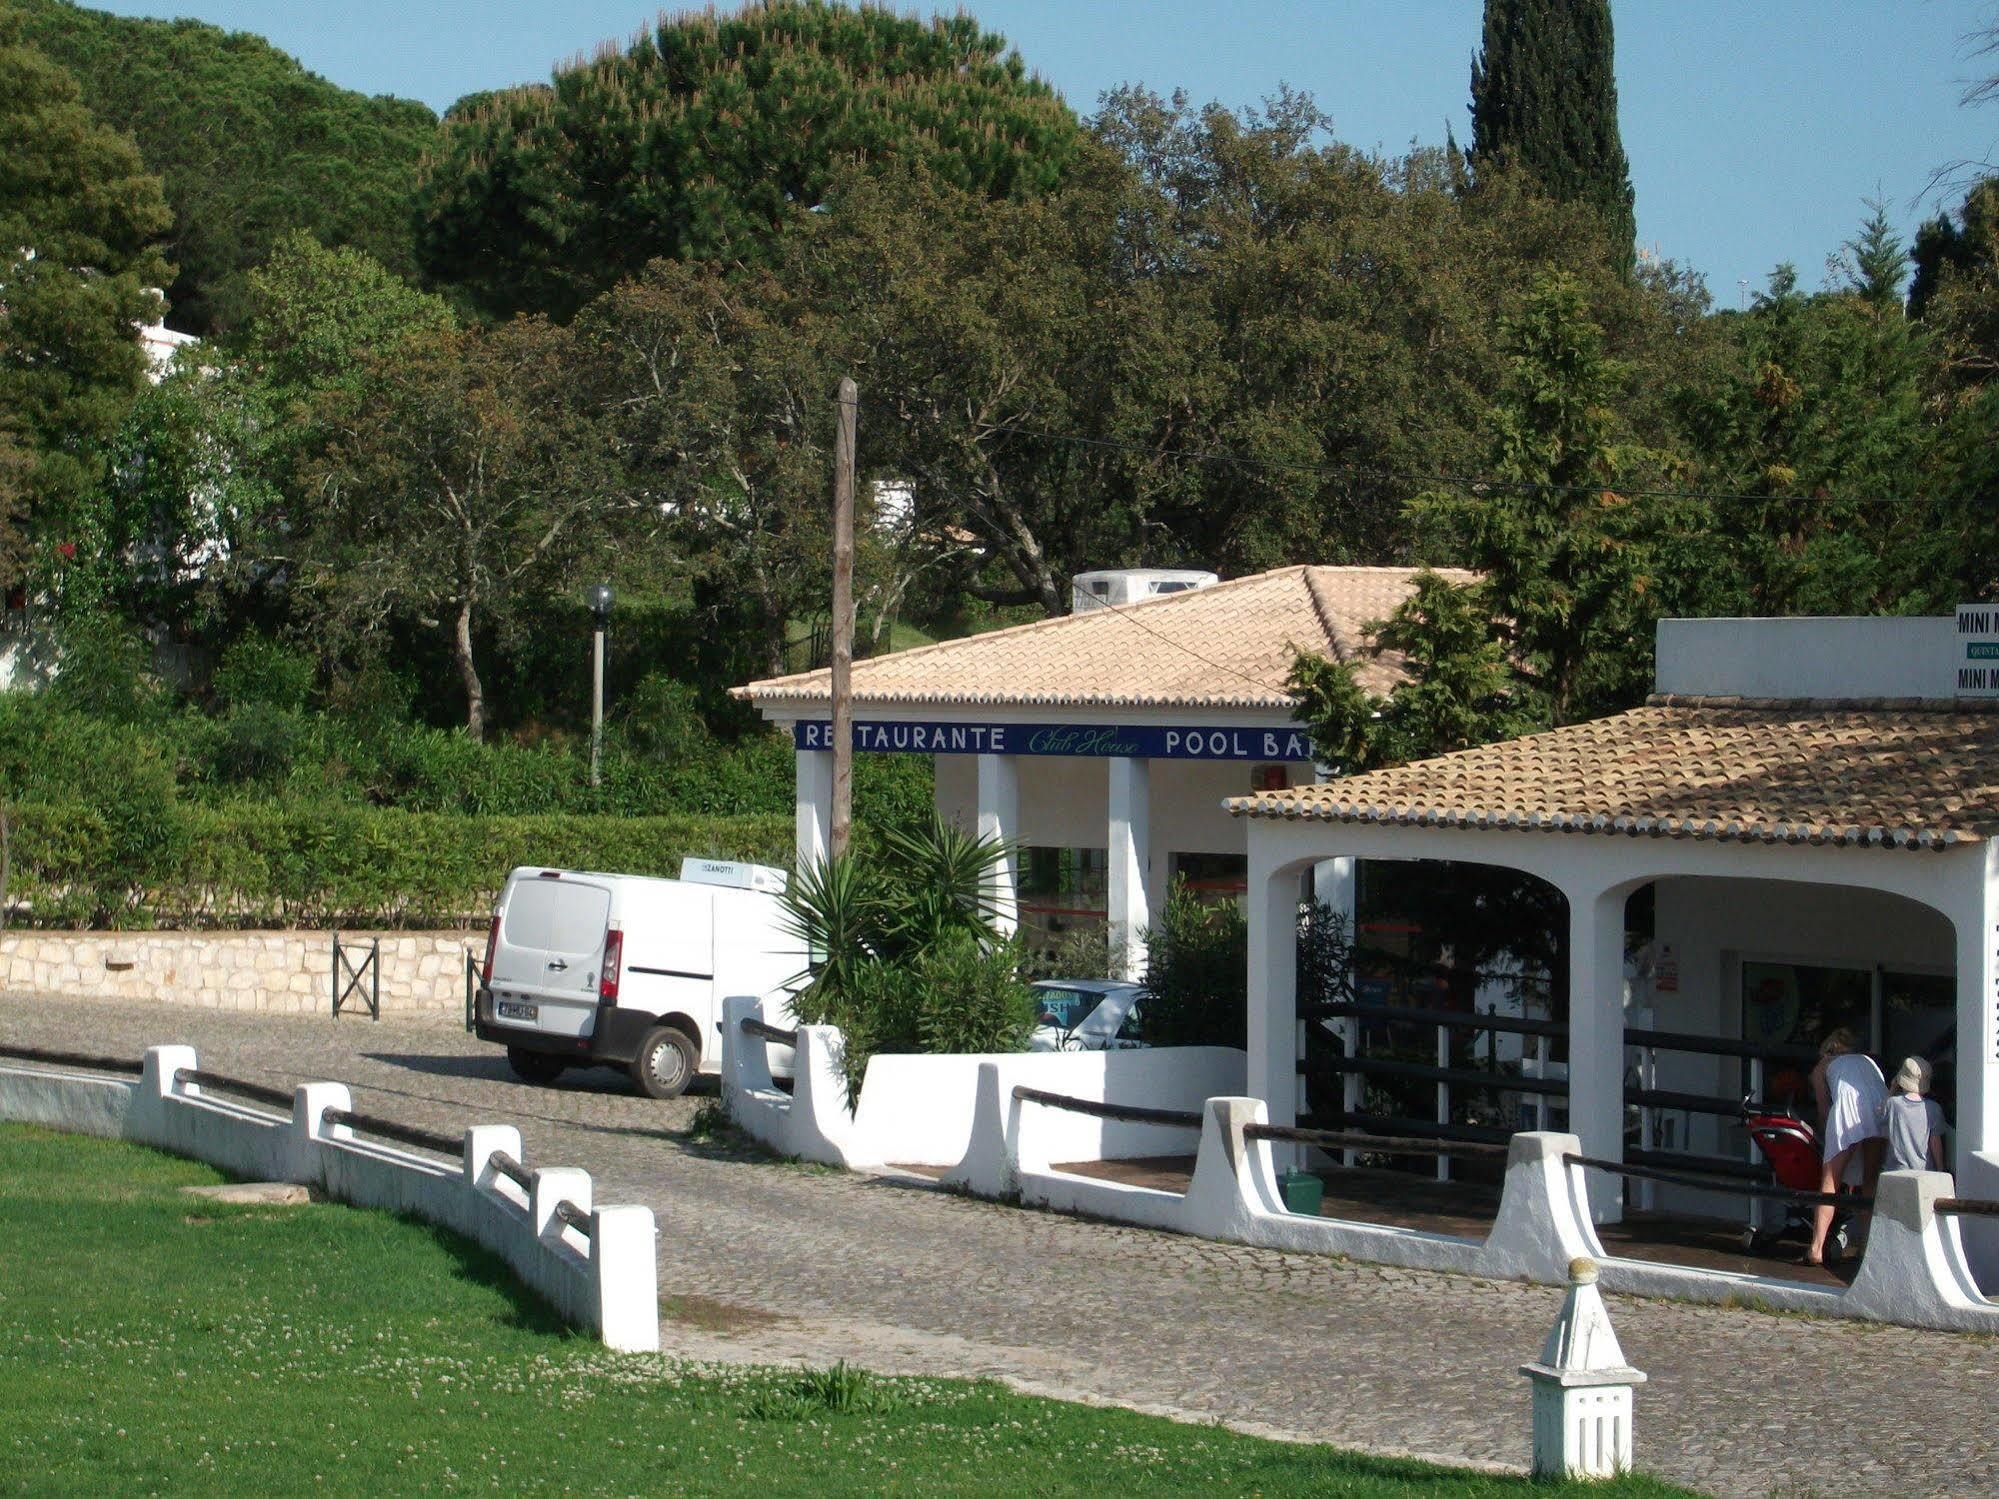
[1742, 1227, 1777, 1254]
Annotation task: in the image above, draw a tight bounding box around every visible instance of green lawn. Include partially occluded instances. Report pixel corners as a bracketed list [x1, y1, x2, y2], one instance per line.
[0, 1125, 1690, 1496]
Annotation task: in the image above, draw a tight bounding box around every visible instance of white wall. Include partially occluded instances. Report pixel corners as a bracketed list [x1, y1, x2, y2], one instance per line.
[0, 1052, 660, 1351]
[853, 1045, 1246, 1166]
[1655, 616, 1955, 700]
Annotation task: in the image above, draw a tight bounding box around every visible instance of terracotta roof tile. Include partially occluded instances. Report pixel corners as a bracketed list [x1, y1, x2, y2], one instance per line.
[1228, 704, 1999, 850]
[734, 565, 1472, 711]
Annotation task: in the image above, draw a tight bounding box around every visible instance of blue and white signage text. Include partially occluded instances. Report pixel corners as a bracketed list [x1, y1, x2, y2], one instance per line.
[794, 719, 1314, 761]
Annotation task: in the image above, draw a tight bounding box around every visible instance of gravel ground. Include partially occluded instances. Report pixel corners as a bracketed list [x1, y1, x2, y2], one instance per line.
[3, 994, 1992, 1497]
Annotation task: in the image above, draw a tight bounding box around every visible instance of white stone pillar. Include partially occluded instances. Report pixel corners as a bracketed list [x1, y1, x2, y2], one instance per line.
[1952, 844, 1999, 1169]
[976, 753, 1020, 936]
[1107, 756, 1151, 981]
[1311, 856, 1355, 920]
[1312, 857, 1361, 1150]
[795, 746, 833, 874]
[1566, 883, 1627, 1224]
[1247, 859, 1301, 1148]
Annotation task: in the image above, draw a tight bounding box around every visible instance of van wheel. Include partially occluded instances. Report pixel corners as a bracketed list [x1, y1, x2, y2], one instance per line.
[507, 1048, 566, 1086]
[632, 1026, 698, 1100]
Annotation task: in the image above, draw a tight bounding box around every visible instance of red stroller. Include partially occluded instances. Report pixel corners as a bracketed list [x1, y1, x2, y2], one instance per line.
[1740, 1092, 1855, 1257]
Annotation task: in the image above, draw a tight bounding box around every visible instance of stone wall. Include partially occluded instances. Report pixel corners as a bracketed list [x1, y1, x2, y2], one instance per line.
[0, 930, 479, 1018]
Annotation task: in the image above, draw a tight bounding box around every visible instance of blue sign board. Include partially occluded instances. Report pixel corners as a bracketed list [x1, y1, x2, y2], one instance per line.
[793, 719, 1314, 762]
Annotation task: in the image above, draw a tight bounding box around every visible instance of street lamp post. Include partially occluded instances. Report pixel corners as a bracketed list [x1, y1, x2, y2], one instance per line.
[587, 583, 613, 789]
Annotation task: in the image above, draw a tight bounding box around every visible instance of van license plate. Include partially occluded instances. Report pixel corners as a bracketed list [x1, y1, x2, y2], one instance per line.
[496, 1000, 538, 1022]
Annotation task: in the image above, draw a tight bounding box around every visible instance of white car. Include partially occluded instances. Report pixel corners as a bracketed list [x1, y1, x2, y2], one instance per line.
[1028, 979, 1145, 1052]
[474, 859, 803, 1098]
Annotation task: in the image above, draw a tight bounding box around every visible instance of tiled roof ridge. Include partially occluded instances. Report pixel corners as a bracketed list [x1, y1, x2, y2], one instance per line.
[1303, 563, 1477, 669]
[1648, 693, 1999, 714]
[1227, 699, 1999, 850]
[1225, 794, 1978, 851]
[732, 563, 1314, 700]
[1302, 567, 1354, 663]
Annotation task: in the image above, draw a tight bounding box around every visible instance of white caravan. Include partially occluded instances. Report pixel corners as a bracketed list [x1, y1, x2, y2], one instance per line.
[472, 859, 802, 1098]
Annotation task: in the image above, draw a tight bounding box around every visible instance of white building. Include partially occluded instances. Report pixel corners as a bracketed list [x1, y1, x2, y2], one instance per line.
[1233, 613, 1999, 1271]
[736, 565, 1466, 977]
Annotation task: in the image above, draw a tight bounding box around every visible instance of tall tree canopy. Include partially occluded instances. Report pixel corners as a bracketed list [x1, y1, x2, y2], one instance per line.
[12, 0, 437, 335]
[413, 0, 1085, 321]
[300, 317, 622, 739]
[1409, 274, 1657, 725]
[0, 9, 171, 582]
[1468, 0, 1635, 254]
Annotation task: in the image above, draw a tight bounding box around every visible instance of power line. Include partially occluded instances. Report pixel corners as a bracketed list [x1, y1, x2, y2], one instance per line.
[1081, 590, 1306, 699]
[980, 420, 1973, 509]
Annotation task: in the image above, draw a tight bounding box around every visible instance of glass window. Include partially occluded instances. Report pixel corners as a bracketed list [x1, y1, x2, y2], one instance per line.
[1882, 969, 1955, 1121]
[1170, 852, 1247, 903]
[1741, 961, 1872, 1051]
[1032, 985, 1097, 1030]
[502, 878, 610, 956]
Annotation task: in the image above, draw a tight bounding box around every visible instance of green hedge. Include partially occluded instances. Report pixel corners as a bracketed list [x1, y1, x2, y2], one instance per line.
[5, 803, 791, 929]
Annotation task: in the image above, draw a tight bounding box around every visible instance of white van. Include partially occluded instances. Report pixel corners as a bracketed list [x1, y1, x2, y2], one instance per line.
[471, 859, 802, 1098]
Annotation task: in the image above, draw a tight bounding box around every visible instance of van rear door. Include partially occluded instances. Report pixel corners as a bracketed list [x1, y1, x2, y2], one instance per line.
[488, 872, 612, 1040]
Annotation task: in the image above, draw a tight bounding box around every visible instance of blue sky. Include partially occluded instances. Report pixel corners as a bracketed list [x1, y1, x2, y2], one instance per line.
[87, 0, 1999, 299]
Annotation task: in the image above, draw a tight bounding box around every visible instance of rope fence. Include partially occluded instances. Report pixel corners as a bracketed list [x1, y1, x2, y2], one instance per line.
[0, 1042, 143, 1076]
[1246, 1121, 1511, 1161]
[552, 1200, 594, 1239]
[1010, 1086, 1202, 1129]
[1563, 1151, 1866, 1210]
[738, 1017, 798, 1047]
[174, 1068, 295, 1112]
[1935, 1198, 1999, 1218]
[320, 1107, 460, 1158]
[488, 1150, 532, 1192]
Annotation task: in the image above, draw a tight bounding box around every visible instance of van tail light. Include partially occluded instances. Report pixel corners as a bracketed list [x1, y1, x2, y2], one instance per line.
[599, 928, 624, 1003]
[480, 915, 500, 986]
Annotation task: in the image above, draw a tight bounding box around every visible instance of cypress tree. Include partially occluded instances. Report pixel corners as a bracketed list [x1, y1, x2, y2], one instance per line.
[1468, 0, 1636, 254]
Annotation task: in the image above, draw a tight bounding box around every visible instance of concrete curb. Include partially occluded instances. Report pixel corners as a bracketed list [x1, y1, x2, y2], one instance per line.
[0, 1051, 659, 1352]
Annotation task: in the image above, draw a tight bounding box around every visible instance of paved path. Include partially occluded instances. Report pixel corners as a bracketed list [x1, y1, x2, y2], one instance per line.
[4, 997, 1993, 1497]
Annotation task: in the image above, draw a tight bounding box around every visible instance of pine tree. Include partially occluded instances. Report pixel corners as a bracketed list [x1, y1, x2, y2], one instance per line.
[10, 0, 436, 336]
[415, 2, 1085, 321]
[1468, 0, 1636, 255]
[1841, 200, 1909, 310]
[0, 12, 172, 583]
[1408, 274, 1652, 725]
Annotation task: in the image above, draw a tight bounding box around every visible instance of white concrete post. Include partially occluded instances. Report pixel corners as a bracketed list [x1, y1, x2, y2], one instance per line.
[1521, 1257, 1645, 1480]
[588, 1204, 661, 1353]
[463, 1124, 525, 1201]
[130, 1044, 198, 1147]
[531, 1166, 593, 1247]
[1107, 756, 1151, 980]
[140, 1043, 197, 1100]
[976, 752, 1021, 936]
[721, 993, 777, 1102]
[287, 1081, 351, 1183]
[1246, 860, 1301, 1165]
[1566, 884, 1627, 1223]
[795, 746, 834, 874]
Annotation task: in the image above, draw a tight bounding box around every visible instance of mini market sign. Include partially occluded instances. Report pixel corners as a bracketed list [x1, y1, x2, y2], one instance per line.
[1958, 604, 1999, 697]
[794, 719, 1315, 761]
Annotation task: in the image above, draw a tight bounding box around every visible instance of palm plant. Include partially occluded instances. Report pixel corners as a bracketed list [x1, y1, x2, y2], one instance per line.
[778, 816, 1015, 1079]
[872, 817, 1010, 957]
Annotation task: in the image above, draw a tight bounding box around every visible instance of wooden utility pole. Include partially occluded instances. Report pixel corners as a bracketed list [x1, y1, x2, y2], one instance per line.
[830, 376, 858, 860]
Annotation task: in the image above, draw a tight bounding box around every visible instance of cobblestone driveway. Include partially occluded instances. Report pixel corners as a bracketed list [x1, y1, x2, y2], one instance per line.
[3, 996, 1990, 1497]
